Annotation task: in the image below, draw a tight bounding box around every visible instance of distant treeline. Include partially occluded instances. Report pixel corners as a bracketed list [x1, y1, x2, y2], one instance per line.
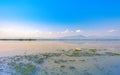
[0, 39, 37, 41]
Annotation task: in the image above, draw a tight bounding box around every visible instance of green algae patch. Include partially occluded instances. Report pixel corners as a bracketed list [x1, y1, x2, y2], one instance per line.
[12, 63, 36, 75]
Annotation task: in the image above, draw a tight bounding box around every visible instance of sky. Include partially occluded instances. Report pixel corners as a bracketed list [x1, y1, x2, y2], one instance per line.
[0, 0, 120, 38]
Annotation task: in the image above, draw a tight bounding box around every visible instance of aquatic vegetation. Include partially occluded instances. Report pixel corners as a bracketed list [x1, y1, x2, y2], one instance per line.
[42, 53, 61, 57]
[69, 66, 76, 70]
[83, 52, 92, 56]
[0, 48, 120, 75]
[64, 49, 82, 57]
[105, 52, 120, 56]
[35, 58, 44, 64]
[63, 49, 120, 57]
[79, 59, 85, 62]
[60, 65, 65, 68]
[75, 48, 82, 51]
[73, 49, 81, 56]
[90, 48, 97, 53]
[69, 60, 76, 62]
[54, 59, 67, 63]
[65, 49, 96, 57]
[13, 63, 36, 75]
[42, 53, 50, 57]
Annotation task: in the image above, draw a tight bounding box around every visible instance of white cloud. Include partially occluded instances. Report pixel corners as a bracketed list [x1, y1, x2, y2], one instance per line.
[108, 29, 117, 33]
[75, 29, 81, 33]
[61, 29, 69, 33]
[48, 32, 52, 34]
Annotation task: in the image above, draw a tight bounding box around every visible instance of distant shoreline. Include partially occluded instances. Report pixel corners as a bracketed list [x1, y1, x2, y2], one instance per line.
[0, 39, 120, 41]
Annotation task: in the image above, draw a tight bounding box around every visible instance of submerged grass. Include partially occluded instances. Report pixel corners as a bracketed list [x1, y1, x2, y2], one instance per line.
[0, 48, 120, 75]
[14, 63, 36, 75]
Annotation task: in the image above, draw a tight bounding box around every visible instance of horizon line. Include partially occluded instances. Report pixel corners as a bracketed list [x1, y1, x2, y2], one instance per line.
[0, 38, 120, 41]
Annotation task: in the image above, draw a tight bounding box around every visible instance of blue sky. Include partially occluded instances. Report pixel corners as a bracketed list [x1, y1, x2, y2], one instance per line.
[0, 0, 120, 38]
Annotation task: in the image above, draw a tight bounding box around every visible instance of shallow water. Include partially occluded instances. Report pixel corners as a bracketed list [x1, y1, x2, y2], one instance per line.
[0, 49, 120, 75]
[0, 40, 120, 57]
[0, 40, 120, 75]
